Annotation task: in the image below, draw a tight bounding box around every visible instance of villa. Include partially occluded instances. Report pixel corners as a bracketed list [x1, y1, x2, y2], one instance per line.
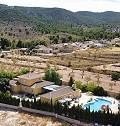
[10, 73, 54, 95]
[32, 45, 52, 54]
[40, 85, 80, 104]
[10, 73, 80, 104]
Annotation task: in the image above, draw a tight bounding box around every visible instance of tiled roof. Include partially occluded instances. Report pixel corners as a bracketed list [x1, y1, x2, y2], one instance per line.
[17, 73, 42, 79]
[9, 80, 20, 86]
[40, 86, 75, 99]
[31, 81, 54, 88]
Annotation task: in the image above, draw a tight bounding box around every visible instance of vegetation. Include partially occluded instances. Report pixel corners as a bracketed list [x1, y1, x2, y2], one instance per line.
[0, 4, 120, 44]
[116, 93, 120, 100]
[44, 69, 62, 85]
[0, 69, 29, 93]
[51, 47, 120, 70]
[0, 4, 120, 126]
[1, 4, 120, 27]
[75, 81, 108, 96]
[0, 91, 20, 106]
[0, 68, 119, 125]
[111, 72, 120, 85]
[0, 89, 119, 125]
[0, 68, 29, 79]
[68, 76, 74, 87]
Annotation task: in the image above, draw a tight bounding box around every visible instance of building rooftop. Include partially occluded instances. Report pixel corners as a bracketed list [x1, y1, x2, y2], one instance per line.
[34, 45, 52, 50]
[9, 80, 20, 86]
[17, 73, 42, 80]
[43, 85, 64, 91]
[40, 86, 76, 99]
[31, 81, 54, 89]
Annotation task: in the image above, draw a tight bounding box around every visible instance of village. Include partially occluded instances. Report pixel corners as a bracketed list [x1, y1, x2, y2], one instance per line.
[0, 37, 120, 126]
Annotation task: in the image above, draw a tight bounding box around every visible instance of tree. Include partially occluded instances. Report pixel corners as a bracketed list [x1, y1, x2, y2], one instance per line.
[44, 69, 61, 85]
[84, 76, 91, 84]
[93, 86, 108, 96]
[68, 76, 74, 87]
[109, 82, 113, 90]
[5, 90, 11, 98]
[68, 36, 72, 41]
[68, 61, 72, 67]
[111, 72, 120, 85]
[81, 67, 85, 79]
[16, 40, 23, 48]
[103, 64, 107, 73]
[116, 93, 120, 100]
[95, 73, 102, 86]
[0, 38, 10, 49]
[44, 69, 51, 81]
[46, 62, 51, 70]
[96, 80, 101, 86]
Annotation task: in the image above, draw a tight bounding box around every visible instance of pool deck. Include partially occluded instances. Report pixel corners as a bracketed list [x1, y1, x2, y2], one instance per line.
[70, 93, 119, 113]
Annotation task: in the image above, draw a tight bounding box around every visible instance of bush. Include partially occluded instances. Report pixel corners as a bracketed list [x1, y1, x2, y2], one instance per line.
[93, 86, 108, 96]
[75, 81, 108, 96]
[111, 72, 120, 81]
[116, 93, 120, 100]
[87, 67, 93, 72]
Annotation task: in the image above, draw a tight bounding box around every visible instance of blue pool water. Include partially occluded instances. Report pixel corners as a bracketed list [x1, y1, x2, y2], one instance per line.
[83, 98, 112, 111]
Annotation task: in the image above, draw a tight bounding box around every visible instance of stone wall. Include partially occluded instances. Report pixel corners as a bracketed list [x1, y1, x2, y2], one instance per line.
[0, 103, 83, 125]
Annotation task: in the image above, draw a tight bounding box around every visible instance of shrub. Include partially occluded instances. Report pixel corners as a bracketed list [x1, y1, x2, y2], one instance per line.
[111, 72, 120, 81]
[87, 67, 93, 72]
[93, 86, 108, 96]
[116, 93, 120, 100]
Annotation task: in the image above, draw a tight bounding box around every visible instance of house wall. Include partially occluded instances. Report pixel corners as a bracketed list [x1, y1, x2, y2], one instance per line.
[32, 88, 43, 95]
[62, 49, 74, 53]
[11, 85, 21, 93]
[43, 50, 51, 54]
[21, 85, 31, 93]
[21, 85, 45, 95]
[33, 49, 51, 54]
[0, 103, 82, 125]
[40, 89, 80, 105]
[18, 78, 41, 86]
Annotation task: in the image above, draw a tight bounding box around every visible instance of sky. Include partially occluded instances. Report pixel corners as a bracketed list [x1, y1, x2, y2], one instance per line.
[0, 0, 120, 12]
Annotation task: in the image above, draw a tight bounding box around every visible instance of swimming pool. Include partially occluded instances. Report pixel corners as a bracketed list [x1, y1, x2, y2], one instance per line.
[83, 98, 112, 111]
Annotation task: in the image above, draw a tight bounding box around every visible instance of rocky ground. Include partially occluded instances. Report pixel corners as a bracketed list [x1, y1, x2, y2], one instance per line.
[0, 108, 62, 126]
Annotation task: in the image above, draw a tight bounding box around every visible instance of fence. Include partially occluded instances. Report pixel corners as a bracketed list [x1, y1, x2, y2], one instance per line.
[0, 102, 87, 125]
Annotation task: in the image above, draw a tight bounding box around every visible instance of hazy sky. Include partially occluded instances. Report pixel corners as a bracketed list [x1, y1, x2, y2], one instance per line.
[0, 0, 120, 12]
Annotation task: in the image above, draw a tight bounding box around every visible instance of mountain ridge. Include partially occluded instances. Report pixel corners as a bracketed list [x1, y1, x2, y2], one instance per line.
[0, 4, 120, 26]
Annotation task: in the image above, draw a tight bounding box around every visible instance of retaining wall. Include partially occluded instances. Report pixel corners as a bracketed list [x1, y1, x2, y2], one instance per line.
[0, 103, 83, 125]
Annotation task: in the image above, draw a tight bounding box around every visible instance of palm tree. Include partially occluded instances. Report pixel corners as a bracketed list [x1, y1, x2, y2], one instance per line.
[109, 82, 113, 90]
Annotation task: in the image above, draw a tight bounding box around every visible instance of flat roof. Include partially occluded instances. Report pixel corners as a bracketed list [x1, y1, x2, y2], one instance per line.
[43, 85, 61, 91]
[40, 86, 75, 99]
[58, 98, 72, 103]
[31, 81, 54, 89]
[9, 80, 20, 86]
[18, 73, 42, 80]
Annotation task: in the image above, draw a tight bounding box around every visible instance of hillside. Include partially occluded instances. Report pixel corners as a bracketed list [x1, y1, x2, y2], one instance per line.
[0, 4, 120, 43]
[0, 4, 120, 27]
[0, 4, 90, 26]
[76, 11, 120, 25]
